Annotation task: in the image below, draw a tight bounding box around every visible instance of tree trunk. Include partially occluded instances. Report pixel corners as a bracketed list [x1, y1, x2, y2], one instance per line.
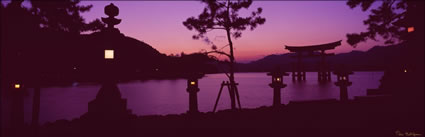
[226, 28, 237, 110]
[225, 0, 237, 110]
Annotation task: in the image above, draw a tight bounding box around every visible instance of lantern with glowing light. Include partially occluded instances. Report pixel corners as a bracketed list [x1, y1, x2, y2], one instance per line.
[14, 83, 21, 89]
[408, 27, 415, 33]
[186, 73, 203, 113]
[267, 69, 289, 107]
[333, 66, 353, 101]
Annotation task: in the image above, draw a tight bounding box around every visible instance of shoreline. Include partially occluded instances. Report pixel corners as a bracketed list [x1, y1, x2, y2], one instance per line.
[3, 95, 423, 137]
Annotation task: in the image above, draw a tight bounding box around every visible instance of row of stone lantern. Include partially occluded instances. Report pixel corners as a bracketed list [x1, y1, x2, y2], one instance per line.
[264, 66, 353, 106]
[183, 66, 353, 113]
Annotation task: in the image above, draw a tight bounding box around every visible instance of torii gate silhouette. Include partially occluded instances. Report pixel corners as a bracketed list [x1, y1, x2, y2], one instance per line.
[284, 40, 341, 82]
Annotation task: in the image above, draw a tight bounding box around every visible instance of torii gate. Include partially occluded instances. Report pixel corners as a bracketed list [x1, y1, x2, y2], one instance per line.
[284, 40, 341, 82]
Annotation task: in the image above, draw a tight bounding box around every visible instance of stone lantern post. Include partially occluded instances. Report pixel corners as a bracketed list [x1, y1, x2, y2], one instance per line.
[334, 66, 353, 101]
[267, 69, 289, 107]
[86, 3, 131, 122]
[186, 73, 203, 114]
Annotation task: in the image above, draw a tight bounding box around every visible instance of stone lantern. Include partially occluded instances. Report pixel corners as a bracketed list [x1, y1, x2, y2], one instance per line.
[333, 66, 353, 101]
[267, 68, 289, 107]
[186, 73, 203, 114]
[86, 3, 131, 122]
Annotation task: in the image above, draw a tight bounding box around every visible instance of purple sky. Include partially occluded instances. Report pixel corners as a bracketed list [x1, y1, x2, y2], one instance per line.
[6, 1, 385, 63]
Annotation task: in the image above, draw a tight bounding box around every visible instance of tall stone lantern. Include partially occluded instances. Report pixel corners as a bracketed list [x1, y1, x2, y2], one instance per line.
[85, 3, 132, 122]
[267, 68, 289, 107]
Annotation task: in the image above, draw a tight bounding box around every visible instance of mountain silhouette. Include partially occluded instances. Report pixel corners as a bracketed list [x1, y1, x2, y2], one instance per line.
[16, 29, 168, 84]
[75, 30, 167, 81]
[237, 45, 404, 72]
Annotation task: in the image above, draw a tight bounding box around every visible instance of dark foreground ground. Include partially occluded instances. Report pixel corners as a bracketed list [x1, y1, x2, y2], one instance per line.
[5, 96, 424, 137]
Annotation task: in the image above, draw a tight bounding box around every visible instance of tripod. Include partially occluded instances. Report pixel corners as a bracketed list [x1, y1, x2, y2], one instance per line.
[213, 81, 242, 112]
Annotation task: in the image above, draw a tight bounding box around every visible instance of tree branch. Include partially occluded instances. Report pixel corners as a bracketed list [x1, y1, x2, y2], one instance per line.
[215, 17, 225, 26]
[206, 27, 226, 32]
[210, 27, 226, 30]
[206, 50, 231, 58]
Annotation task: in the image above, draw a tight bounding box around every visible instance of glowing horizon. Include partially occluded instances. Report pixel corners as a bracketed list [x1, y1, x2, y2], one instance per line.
[77, 1, 384, 63]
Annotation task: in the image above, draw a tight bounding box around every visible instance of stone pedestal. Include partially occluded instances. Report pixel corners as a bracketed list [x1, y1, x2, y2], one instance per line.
[269, 83, 287, 107]
[187, 87, 199, 113]
[87, 83, 131, 121]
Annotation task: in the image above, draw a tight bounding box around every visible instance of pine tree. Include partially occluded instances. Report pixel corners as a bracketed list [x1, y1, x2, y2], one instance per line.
[183, 0, 265, 110]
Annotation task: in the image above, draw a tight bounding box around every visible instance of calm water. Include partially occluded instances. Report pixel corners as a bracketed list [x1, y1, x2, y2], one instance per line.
[18, 72, 382, 124]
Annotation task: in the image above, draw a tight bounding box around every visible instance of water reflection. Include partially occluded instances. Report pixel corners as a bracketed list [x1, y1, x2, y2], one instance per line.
[20, 72, 383, 124]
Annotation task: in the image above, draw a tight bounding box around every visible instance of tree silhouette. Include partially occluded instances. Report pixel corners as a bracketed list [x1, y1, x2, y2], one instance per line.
[183, 0, 265, 110]
[29, 0, 105, 33]
[1, 1, 107, 131]
[345, 0, 410, 47]
[1, 0, 107, 97]
[346, 0, 424, 105]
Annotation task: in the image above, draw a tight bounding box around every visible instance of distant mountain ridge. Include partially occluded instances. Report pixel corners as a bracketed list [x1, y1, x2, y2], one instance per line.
[236, 45, 405, 72]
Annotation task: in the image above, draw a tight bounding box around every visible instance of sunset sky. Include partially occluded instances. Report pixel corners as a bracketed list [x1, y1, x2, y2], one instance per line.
[11, 1, 385, 63]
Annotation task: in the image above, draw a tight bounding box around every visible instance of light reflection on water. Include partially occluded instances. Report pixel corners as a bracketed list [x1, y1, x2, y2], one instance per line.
[21, 72, 383, 124]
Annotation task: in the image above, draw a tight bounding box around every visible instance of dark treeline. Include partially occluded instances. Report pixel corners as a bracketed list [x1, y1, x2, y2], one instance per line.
[1, 0, 104, 87]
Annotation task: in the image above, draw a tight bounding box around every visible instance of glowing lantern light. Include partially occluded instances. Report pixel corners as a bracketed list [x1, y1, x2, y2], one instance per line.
[104, 50, 114, 59]
[404, 69, 407, 73]
[408, 27, 415, 33]
[14, 84, 20, 89]
[187, 77, 199, 88]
